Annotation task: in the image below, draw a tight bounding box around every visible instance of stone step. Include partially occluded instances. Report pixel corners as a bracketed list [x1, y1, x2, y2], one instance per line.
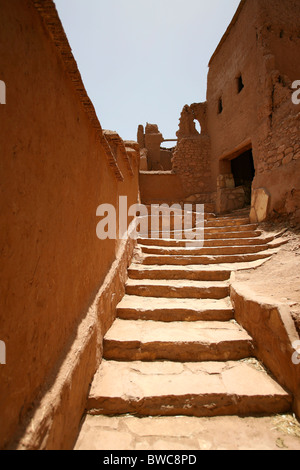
[117, 295, 234, 322]
[206, 217, 251, 227]
[128, 265, 231, 281]
[143, 205, 216, 219]
[217, 211, 251, 220]
[143, 224, 259, 239]
[146, 216, 250, 228]
[199, 230, 262, 240]
[87, 360, 292, 417]
[142, 252, 272, 266]
[125, 279, 230, 299]
[140, 244, 268, 256]
[137, 236, 273, 247]
[194, 223, 258, 232]
[141, 229, 262, 240]
[103, 319, 254, 362]
[74, 414, 300, 451]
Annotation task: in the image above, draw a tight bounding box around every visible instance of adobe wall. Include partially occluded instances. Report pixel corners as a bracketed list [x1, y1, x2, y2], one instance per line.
[252, 0, 300, 221]
[137, 124, 173, 171]
[260, 0, 300, 82]
[139, 172, 187, 204]
[207, 0, 261, 192]
[138, 103, 214, 206]
[207, 0, 300, 218]
[254, 91, 300, 221]
[0, 0, 139, 449]
[170, 103, 215, 207]
[172, 136, 212, 196]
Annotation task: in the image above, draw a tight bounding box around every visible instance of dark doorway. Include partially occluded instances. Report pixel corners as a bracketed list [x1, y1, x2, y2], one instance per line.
[231, 149, 255, 205]
[237, 74, 244, 93]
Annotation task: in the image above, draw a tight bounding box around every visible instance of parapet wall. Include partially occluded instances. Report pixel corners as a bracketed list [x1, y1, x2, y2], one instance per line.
[139, 172, 186, 204]
[231, 283, 300, 418]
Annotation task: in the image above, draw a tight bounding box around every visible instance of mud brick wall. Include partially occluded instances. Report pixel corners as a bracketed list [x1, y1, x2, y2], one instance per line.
[0, 0, 139, 449]
[172, 136, 212, 198]
[256, 106, 300, 175]
[255, 99, 300, 221]
[207, 0, 300, 220]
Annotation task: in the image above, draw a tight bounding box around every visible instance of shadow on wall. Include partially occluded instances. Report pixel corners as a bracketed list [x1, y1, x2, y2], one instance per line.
[217, 145, 255, 214]
[231, 148, 255, 206]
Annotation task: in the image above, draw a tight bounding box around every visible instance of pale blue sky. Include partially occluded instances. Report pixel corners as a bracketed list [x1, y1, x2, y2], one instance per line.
[54, 0, 241, 142]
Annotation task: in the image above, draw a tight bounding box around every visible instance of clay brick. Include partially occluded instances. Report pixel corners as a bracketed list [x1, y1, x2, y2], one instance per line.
[282, 153, 294, 165]
[293, 151, 300, 160]
[277, 145, 286, 154]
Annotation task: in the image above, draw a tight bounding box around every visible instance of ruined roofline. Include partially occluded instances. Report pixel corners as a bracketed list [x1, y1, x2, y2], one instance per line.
[208, 0, 247, 67]
[32, 0, 124, 181]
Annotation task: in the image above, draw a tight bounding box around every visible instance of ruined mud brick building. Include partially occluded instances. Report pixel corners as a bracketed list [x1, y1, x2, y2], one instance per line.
[0, 0, 299, 451]
[139, 0, 300, 223]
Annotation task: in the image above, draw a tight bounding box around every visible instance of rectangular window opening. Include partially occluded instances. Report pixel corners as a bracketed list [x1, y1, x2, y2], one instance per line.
[218, 97, 223, 114]
[237, 75, 244, 93]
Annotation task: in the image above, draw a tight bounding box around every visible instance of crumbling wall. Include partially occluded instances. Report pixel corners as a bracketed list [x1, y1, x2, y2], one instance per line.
[172, 135, 212, 196]
[254, 80, 300, 222]
[140, 123, 163, 171]
[137, 123, 174, 171]
[251, 0, 300, 223]
[160, 148, 173, 171]
[172, 103, 214, 204]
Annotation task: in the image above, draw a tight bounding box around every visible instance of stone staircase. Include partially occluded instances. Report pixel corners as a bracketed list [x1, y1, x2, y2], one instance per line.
[85, 209, 292, 426]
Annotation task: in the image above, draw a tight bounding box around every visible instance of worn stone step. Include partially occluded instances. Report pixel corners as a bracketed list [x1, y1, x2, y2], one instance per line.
[140, 244, 268, 256]
[142, 252, 272, 266]
[141, 230, 262, 240]
[128, 264, 231, 281]
[74, 414, 300, 451]
[217, 212, 251, 221]
[205, 217, 251, 227]
[125, 279, 230, 299]
[117, 295, 234, 322]
[143, 205, 216, 220]
[200, 230, 262, 240]
[144, 224, 259, 239]
[87, 360, 292, 417]
[195, 224, 258, 233]
[137, 236, 273, 248]
[147, 216, 250, 228]
[103, 319, 254, 362]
